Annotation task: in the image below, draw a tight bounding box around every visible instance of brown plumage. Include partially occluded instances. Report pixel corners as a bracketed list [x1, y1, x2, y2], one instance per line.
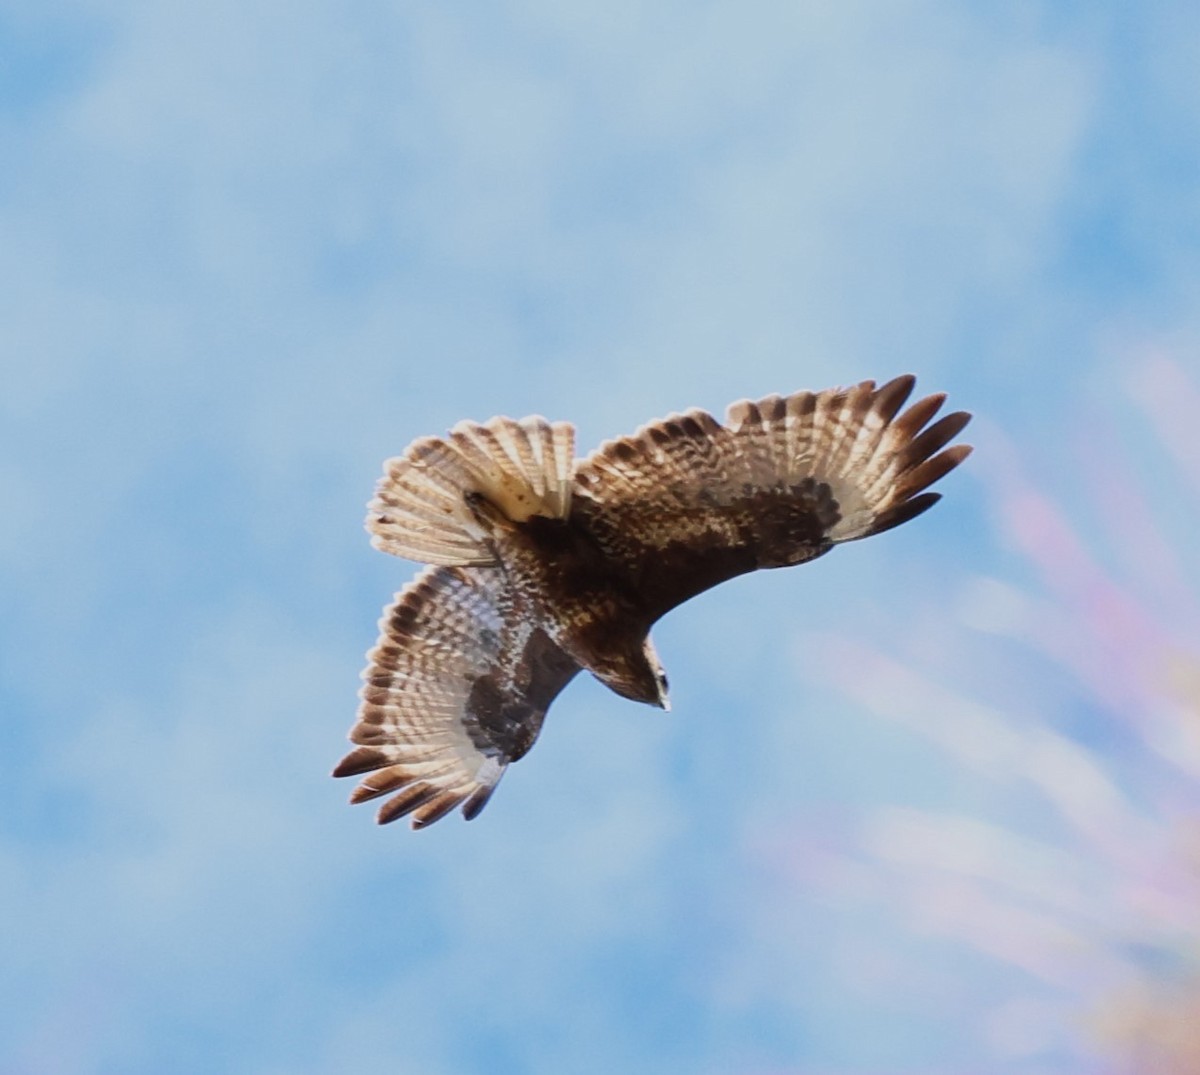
[334, 375, 972, 828]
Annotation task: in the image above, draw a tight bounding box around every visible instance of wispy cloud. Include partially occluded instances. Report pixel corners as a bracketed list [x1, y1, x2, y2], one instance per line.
[772, 355, 1200, 1072]
[3, 3, 1199, 1073]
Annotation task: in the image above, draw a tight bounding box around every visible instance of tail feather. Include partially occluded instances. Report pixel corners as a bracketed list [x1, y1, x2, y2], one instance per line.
[368, 416, 576, 566]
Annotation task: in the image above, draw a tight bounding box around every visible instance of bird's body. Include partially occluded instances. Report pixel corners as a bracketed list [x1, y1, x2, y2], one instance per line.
[487, 512, 646, 674]
[335, 375, 972, 828]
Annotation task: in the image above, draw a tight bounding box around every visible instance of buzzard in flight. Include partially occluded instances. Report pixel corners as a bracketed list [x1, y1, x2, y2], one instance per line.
[335, 375, 971, 829]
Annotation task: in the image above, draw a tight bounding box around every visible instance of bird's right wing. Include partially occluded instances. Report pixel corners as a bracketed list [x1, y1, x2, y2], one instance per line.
[333, 565, 579, 828]
[570, 375, 971, 620]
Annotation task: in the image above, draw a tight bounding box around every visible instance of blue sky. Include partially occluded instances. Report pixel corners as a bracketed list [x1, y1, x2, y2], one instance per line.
[3, 3, 1200, 1073]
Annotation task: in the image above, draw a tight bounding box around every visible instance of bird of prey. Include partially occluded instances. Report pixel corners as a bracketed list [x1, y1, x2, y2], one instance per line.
[334, 375, 971, 829]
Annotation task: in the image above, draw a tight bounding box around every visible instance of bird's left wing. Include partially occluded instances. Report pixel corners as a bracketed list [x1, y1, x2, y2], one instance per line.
[570, 375, 971, 620]
[333, 565, 579, 828]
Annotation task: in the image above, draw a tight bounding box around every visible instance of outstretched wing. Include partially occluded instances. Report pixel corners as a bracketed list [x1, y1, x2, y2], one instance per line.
[570, 375, 971, 620]
[333, 565, 579, 828]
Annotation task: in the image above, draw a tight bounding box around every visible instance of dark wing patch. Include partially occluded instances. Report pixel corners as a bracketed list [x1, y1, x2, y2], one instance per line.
[333, 565, 579, 828]
[571, 375, 971, 618]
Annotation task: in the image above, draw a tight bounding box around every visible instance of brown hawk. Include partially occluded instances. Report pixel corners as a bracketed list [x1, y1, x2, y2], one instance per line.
[334, 375, 971, 828]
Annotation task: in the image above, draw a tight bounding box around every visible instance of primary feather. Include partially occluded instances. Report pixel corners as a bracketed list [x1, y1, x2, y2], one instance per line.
[336, 375, 972, 828]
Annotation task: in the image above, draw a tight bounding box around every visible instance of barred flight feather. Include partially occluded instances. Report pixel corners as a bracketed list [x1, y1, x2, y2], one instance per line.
[367, 416, 576, 567]
[338, 375, 971, 829]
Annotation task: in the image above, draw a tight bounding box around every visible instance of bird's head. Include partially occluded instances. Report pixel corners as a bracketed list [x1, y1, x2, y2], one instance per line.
[590, 636, 671, 711]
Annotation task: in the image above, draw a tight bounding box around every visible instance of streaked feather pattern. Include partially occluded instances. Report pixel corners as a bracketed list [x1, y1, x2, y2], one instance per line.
[334, 565, 578, 828]
[367, 416, 575, 566]
[339, 375, 971, 828]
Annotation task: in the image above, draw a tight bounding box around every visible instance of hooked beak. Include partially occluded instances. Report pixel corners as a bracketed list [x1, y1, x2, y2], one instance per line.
[644, 637, 671, 712]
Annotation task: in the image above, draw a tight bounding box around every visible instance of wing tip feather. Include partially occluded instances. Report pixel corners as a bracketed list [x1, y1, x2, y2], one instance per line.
[869, 490, 943, 535]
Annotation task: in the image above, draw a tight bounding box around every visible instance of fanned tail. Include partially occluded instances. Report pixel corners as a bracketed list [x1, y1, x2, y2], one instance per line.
[367, 416, 576, 566]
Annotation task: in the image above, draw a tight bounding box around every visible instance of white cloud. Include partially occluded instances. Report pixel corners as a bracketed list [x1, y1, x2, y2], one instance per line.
[4, 1, 1197, 1072]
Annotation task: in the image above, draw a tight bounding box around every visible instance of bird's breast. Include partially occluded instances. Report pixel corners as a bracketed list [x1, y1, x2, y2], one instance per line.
[500, 514, 646, 659]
